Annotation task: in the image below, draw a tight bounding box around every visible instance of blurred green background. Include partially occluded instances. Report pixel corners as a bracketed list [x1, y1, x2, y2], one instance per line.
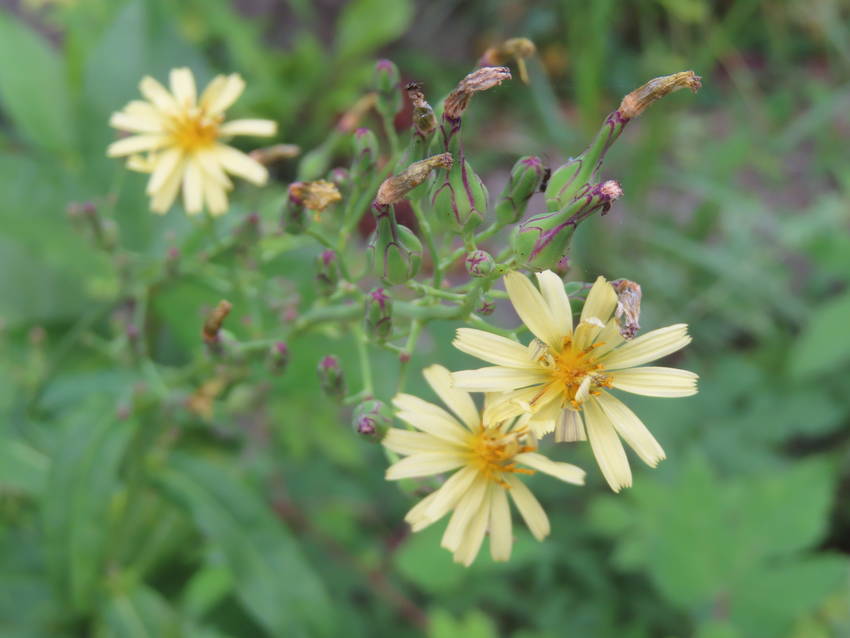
[2, 0, 850, 636]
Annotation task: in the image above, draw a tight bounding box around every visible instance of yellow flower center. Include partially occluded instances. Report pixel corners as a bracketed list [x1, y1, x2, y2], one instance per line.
[534, 336, 611, 409]
[168, 109, 220, 152]
[468, 425, 535, 487]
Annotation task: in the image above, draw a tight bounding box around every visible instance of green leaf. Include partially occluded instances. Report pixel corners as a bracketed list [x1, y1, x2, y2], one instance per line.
[97, 581, 181, 638]
[0, 437, 49, 496]
[43, 409, 135, 613]
[335, 0, 413, 60]
[428, 608, 498, 638]
[790, 290, 850, 378]
[0, 9, 74, 152]
[156, 454, 332, 637]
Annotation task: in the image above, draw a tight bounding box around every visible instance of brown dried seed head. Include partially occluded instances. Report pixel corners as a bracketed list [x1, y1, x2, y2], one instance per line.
[376, 153, 453, 205]
[249, 144, 301, 164]
[618, 71, 702, 120]
[611, 280, 642, 339]
[289, 180, 342, 212]
[202, 300, 233, 344]
[406, 81, 437, 137]
[480, 38, 536, 84]
[443, 66, 512, 120]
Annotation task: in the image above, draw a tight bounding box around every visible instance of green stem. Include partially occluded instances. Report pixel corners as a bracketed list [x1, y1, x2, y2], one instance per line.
[355, 327, 374, 396]
[409, 199, 442, 287]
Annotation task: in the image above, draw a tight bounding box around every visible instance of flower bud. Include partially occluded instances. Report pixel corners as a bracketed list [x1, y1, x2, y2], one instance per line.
[494, 156, 545, 225]
[406, 82, 437, 139]
[351, 127, 379, 179]
[267, 341, 289, 374]
[328, 167, 350, 188]
[364, 288, 393, 341]
[430, 155, 489, 233]
[317, 355, 345, 399]
[316, 250, 339, 296]
[477, 295, 496, 316]
[368, 203, 423, 285]
[512, 180, 623, 271]
[373, 59, 402, 119]
[282, 184, 307, 234]
[352, 399, 391, 441]
[465, 250, 495, 278]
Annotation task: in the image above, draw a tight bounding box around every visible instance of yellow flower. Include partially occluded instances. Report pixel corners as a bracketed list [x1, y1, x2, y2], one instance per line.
[383, 365, 585, 566]
[452, 271, 697, 493]
[107, 67, 277, 216]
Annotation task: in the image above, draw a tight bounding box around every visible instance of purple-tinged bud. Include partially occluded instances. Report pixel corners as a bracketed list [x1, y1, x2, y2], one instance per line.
[315, 250, 340, 296]
[429, 155, 489, 233]
[282, 184, 307, 234]
[554, 254, 571, 277]
[352, 399, 391, 441]
[352, 128, 379, 179]
[495, 155, 545, 225]
[364, 288, 393, 341]
[267, 341, 289, 374]
[465, 250, 495, 278]
[373, 59, 402, 118]
[477, 296, 496, 316]
[329, 167, 350, 188]
[317, 355, 345, 399]
[512, 180, 623, 271]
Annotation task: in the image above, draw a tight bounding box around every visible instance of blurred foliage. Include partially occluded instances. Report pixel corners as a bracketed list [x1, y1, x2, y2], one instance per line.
[1, 0, 849, 636]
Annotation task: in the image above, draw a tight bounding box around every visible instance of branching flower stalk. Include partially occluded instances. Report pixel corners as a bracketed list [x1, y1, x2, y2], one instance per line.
[98, 46, 702, 567]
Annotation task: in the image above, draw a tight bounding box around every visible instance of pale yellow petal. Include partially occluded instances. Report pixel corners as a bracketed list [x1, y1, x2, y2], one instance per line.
[441, 477, 487, 551]
[596, 392, 665, 467]
[109, 110, 163, 134]
[169, 67, 197, 107]
[201, 73, 245, 116]
[385, 452, 466, 480]
[525, 394, 561, 437]
[610, 367, 698, 397]
[126, 154, 155, 173]
[202, 177, 230, 216]
[453, 487, 491, 566]
[146, 148, 183, 195]
[451, 366, 548, 392]
[505, 474, 549, 540]
[149, 156, 185, 214]
[554, 409, 586, 442]
[404, 489, 441, 532]
[194, 149, 233, 187]
[393, 393, 456, 421]
[591, 317, 626, 357]
[215, 144, 268, 185]
[382, 429, 456, 455]
[572, 316, 607, 351]
[535, 270, 572, 335]
[394, 411, 468, 446]
[219, 118, 277, 137]
[580, 276, 618, 324]
[583, 398, 632, 492]
[182, 160, 204, 214]
[488, 485, 512, 562]
[504, 271, 563, 348]
[423, 364, 480, 430]
[139, 76, 178, 113]
[423, 466, 478, 521]
[600, 324, 691, 370]
[107, 134, 169, 157]
[515, 452, 585, 485]
[453, 328, 538, 369]
[483, 384, 556, 425]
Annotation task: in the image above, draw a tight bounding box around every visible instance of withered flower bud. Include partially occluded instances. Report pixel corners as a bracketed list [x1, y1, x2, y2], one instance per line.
[267, 341, 289, 374]
[406, 81, 437, 139]
[318, 355, 345, 399]
[202, 300, 233, 345]
[288, 180, 342, 214]
[479, 37, 537, 84]
[249, 144, 301, 165]
[618, 71, 702, 120]
[315, 250, 339, 296]
[611, 279, 642, 339]
[443, 66, 512, 121]
[376, 153, 453, 205]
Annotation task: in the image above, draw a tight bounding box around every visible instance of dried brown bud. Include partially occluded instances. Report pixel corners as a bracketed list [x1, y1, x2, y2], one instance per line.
[202, 300, 233, 345]
[611, 279, 642, 339]
[249, 144, 301, 164]
[406, 81, 437, 137]
[618, 71, 702, 120]
[289, 180, 342, 213]
[479, 37, 536, 84]
[375, 153, 453, 205]
[443, 66, 511, 120]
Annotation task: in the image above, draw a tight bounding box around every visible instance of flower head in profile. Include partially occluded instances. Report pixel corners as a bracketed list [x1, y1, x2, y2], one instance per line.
[107, 67, 277, 216]
[383, 365, 585, 566]
[452, 271, 697, 493]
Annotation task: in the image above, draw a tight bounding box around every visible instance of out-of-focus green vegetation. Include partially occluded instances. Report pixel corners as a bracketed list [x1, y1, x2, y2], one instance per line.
[1, 0, 849, 636]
